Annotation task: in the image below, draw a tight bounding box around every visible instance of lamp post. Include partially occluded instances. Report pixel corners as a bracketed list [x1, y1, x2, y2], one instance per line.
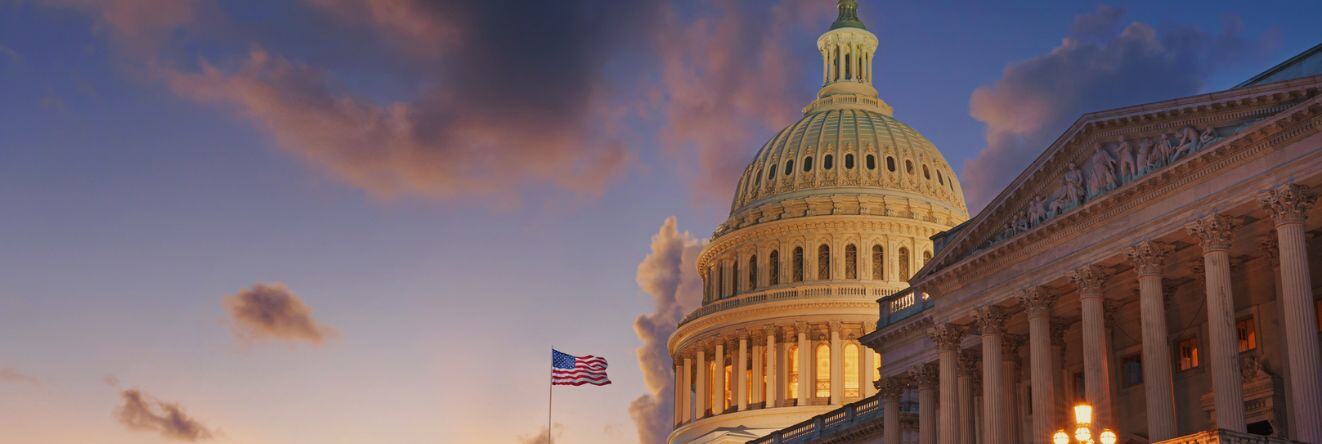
[1052, 403, 1117, 444]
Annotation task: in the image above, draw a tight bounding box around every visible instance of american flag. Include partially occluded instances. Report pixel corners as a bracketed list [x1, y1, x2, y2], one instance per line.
[551, 349, 610, 386]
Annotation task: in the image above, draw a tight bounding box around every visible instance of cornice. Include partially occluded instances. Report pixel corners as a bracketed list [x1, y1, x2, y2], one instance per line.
[669, 299, 878, 354]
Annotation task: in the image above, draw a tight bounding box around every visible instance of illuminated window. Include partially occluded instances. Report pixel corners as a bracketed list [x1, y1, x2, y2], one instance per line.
[748, 256, 758, 290]
[898, 247, 910, 280]
[844, 344, 860, 398]
[1121, 355, 1142, 387]
[1178, 338, 1200, 371]
[1237, 317, 1257, 352]
[708, 361, 717, 411]
[872, 352, 882, 382]
[788, 344, 800, 399]
[723, 364, 732, 412]
[815, 344, 831, 398]
[818, 244, 831, 280]
[845, 244, 858, 279]
[769, 250, 780, 285]
[793, 247, 804, 282]
[871, 245, 884, 280]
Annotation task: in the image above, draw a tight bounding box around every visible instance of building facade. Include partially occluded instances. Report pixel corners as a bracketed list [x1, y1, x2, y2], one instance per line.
[667, 1, 969, 442]
[754, 44, 1322, 444]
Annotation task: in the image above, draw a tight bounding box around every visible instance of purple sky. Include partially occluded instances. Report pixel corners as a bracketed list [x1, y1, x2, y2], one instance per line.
[0, 1, 1317, 443]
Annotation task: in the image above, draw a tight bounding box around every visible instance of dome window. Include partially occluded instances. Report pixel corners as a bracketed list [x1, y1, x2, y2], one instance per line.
[938, 171, 944, 185]
[844, 154, 855, 169]
[905, 160, 914, 174]
[866, 155, 876, 170]
[754, 170, 762, 187]
[768, 166, 776, 180]
[803, 156, 813, 172]
[784, 160, 794, 176]
[886, 156, 896, 172]
[823, 154, 834, 170]
[923, 165, 931, 180]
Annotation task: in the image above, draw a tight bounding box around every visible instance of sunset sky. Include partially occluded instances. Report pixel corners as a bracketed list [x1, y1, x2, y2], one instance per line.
[1, 1, 1319, 443]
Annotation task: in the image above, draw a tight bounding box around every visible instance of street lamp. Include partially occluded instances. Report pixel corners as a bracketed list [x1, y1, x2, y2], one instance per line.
[1053, 402, 1116, 444]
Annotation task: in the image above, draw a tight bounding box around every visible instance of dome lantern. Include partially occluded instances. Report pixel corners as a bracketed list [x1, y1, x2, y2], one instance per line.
[810, 0, 889, 115]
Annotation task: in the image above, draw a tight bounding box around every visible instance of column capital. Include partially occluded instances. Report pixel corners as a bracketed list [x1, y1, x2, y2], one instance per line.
[1070, 264, 1108, 295]
[910, 362, 940, 389]
[1018, 287, 1056, 317]
[878, 376, 906, 399]
[1185, 214, 1240, 252]
[829, 320, 843, 333]
[735, 328, 749, 340]
[1259, 183, 1317, 226]
[927, 323, 966, 351]
[974, 305, 1007, 336]
[1127, 240, 1173, 276]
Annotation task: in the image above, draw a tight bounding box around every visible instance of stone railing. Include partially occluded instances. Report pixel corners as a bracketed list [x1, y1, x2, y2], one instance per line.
[679, 282, 898, 327]
[876, 288, 932, 330]
[751, 394, 917, 444]
[1154, 429, 1301, 444]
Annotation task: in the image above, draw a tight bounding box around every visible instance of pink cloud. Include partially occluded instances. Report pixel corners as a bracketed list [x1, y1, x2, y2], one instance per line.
[114, 389, 215, 441]
[223, 283, 336, 345]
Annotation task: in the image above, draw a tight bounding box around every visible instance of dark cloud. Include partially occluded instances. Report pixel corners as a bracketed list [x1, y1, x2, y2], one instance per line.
[960, 5, 1263, 211]
[629, 217, 704, 444]
[114, 389, 214, 441]
[223, 283, 335, 345]
[0, 368, 40, 385]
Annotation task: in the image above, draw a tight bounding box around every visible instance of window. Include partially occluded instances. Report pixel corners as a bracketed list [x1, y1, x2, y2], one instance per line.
[718, 264, 725, 299]
[708, 361, 717, 411]
[898, 247, 910, 280]
[844, 344, 860, 398]
[815, 344, 831, 398]
[1121, 355, 1143, 387]
[872, 352, 882, 382]
[905, 160, 914, 174]
[923, 165, 931, 180]
[705, 266, 714, 301]
[748, 256, 758, 290]
[938, 171, 944, 185]
[754, 170, 761, 188]
[788, 344, 799, 399]
[866, 154, 876, 170]
[886, 156, 896, 172]
[845, 154, 855, 169]
[872, 245, 884, 280]
[845, 244, 858, 279]
[770, 250, 780, 285]
[784, 160, 794, 176]
[923, 251, 932, 267]
[768, 166, 776, 181]
[1237, 317, 1257, 352]
[723, 364, 732, 411]
[803, 156, 813, 172]
[823, 154, 834, 170]
[793, 247, 804, 282]
[1178, 338, 1200, 371]
[817, 244, 831, 280]
[732, 260, 739, 294]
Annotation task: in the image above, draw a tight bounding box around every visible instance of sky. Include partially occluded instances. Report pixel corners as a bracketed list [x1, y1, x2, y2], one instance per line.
[0, 1, 1317, 443]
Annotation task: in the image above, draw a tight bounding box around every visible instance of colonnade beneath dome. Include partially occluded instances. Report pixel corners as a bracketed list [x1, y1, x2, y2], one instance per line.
[673, 321, 881, 427]
[872, 182, 1321, 443]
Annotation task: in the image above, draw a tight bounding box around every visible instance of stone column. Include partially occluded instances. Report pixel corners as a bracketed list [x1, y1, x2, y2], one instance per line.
[737, 334, 749, 411]
[914, 363, 939, 444]
[713, 339, 725, 415]
[929, 323, 965, 444]
[695, 346, 708, 419]
[1126, 241, 1178, 440]
[1002, 335, 1023, 444]
[674, 362, 684, 425]
[752, 339, 763, 406]
[1020, 287, 1057, 444]
[881, 377, 904, 444]
[797, 324, 810, 405]
[765, 326, 779, 407]
[977, 306, 1007, 444]
[1072, 265, 1115, 427]
[831, 322, 844, 404]
[1260, 184, 1322, 442]
[958, 352, 978, 444]
[682, 356, 692, 423]
[862, 345, 877, 397]
[1186, 214, 1247, 432]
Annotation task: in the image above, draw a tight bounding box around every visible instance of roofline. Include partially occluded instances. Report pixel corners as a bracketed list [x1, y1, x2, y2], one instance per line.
[1236, 42, 1322, 88]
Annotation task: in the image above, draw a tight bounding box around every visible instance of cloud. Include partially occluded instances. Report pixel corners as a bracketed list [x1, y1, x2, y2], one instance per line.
[650, 0, 830, 204]
[959, 5, 1263, 211]
[0, 368, 40, 385]
[114, 389, 214, 441]
[516, 423, 564, 444]
[223, 283, 336, 345]
[628, 217, 704, 444]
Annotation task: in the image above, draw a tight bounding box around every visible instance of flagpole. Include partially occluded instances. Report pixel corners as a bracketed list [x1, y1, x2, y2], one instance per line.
[548, 346, 554, 444]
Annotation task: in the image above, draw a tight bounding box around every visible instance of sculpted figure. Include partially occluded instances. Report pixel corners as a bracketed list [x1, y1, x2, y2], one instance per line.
[1086, 145, 1118, 196]
[1134, 137, 1153, 176]
[1171, 126, 1198, 162]
[1027, 195, 1047, 224]
[1063, 162, 1084, 206]
[1199, 126, 1217, 147]
[1115, 137, 1137, 181]
[1049, 194, 1068, 216]
[1154, 135, 1175, 167]
[1013, 210, 1029, 232]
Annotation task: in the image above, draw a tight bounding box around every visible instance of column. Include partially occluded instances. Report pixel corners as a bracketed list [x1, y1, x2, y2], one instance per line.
[1050, 320, 1069, 427]
[737, 333, 749, 411]
[713, 339, 725, 415]
[765, 326, 779, 408]
[1186, 214, 1247, 432]
[915, 363, 939, 444]
[1020, 287, 1058, 444]
[958, 352, 978, 444]
[863, 345, 877, 397]
[682, 356, 692, 424]
[674, 362, 683, 426]
[1071, 265, 1115, 427]
[752, 338, 763, 406]
[830, 322, 844, 404]
[798, 324, 810, 405]
[1261, 184, 1322, 442]
[976, 306, 1007, 444]
[695, 346, 708, 419]
[929, 323, 965, 444]
[1126, 241, 1178, 440]
[881, 377, 904, 444]
[1002, 336, 1023, 444]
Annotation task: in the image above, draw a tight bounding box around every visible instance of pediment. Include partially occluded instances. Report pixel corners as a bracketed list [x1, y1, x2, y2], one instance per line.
[916, 74, 1322, 285]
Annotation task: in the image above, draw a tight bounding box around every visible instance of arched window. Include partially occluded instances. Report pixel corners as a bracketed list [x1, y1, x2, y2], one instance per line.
[905, 160, 914, 174]
[769, 250, 780, 285]
[886, 156, 896, 172]
[823, 154, 834, 170]
[793, 247, 804, 282]
[723, 363, 732, 412]
[748, 255, 758, 290]
[898, 247, 911, 280]
[803, 156, 813, 172]
[732, 260, 740, 294]
[705, 266, 714, 301]
[923, 251, 932, 267]
[815, 344, 831, 398]
[717, 264, 725, 298]
[866, 154, 876, 170]
[787, 344, 799, 399]
[845, 154, 855, 169]
[708, 361, 717, 411]
[817, 244, 831, 280]
[768, 166, 776, 181]
[923, 164, 931, 180]
[844, 344, 860, 398]
[784, 160, 794, 176]
[938, 171, 945, 185]
[871, 245, 884, 280]
[754, 170, 762, 188]
[845, 244, 858, 279]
